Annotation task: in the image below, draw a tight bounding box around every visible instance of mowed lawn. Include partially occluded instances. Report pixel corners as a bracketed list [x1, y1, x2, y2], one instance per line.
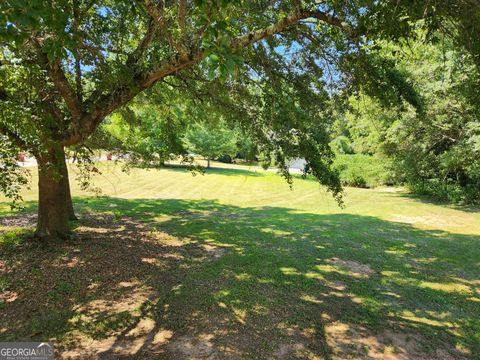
[1, 163, 480, 359]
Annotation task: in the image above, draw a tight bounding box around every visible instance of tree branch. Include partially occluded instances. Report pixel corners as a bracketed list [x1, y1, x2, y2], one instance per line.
[143, 0, 189, 61]
[35, 46, 83, 121]
[0, 60, 15, 66]
[73, 0, 83, 103]
[0, 123, 28, 150]
[48, 58, 83, 120]
[62, 6, 356, 146]
[231, 8, 356, 49]
[126, 18, 156, 66]
[303, 9, 357, 39]
[178, 0, 187, 38]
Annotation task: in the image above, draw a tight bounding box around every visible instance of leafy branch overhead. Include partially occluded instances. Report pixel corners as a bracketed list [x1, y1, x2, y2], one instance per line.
[2, 1, 478, 148]
[1, 1, 357, 147]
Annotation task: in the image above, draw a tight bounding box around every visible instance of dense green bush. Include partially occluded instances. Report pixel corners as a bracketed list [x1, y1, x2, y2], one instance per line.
[408, 180, 480, 205]
[331, 33, 480, 204]
[333, 154, 394, 188]
[330, 136, 355, 155]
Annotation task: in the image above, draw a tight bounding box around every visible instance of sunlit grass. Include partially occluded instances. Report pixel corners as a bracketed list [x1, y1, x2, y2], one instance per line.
[2, 162, 480, 235]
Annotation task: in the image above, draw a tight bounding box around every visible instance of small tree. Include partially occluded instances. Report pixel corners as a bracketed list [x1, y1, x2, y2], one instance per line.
[185, 122, 237, 168]
[104, 103, 187, 166]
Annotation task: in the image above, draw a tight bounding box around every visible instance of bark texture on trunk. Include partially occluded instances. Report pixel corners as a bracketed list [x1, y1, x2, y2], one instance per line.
[62, 158, 77, 221]
[35, 146, 75, 240]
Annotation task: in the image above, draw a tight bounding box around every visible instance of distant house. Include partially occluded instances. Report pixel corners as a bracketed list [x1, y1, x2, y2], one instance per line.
[289, 158, 307, 171]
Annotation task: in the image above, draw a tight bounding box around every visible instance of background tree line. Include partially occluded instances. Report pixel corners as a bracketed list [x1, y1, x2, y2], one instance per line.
[329, 27, 480, 204]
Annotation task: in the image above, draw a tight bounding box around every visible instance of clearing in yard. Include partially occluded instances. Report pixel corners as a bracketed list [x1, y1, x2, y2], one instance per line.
[1, 163, 479, 359]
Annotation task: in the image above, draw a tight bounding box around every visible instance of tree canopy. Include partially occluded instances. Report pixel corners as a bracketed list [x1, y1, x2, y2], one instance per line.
[184, 121, 237, 168]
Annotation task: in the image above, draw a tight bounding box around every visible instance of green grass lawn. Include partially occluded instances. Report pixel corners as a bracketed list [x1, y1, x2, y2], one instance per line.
[1, 163, 479, 359]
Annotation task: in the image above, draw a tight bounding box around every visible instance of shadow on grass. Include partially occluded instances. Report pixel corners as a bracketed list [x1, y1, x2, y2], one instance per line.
[159, 163, 264, 177]
[0, 196, 479, 358]
[386, 191, 480, 213]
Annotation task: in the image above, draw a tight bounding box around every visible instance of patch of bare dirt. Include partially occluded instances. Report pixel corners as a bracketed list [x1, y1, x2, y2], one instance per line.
[0, 291, 18, 303]
[202, 243, 227, 259]
[272, 324, 323, 360]
[327, 257, 375, 277]
[0, 213, 226, 359]
[0, 213, 36, 228]
[325, 321, 465, 360]
[273, 343, 308, 359]
[166, 334, 218, 359]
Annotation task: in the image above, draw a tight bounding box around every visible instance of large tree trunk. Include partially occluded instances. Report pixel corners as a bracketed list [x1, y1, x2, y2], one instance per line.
[63, 154, 77, 221]
[35, 145, 76, 240]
